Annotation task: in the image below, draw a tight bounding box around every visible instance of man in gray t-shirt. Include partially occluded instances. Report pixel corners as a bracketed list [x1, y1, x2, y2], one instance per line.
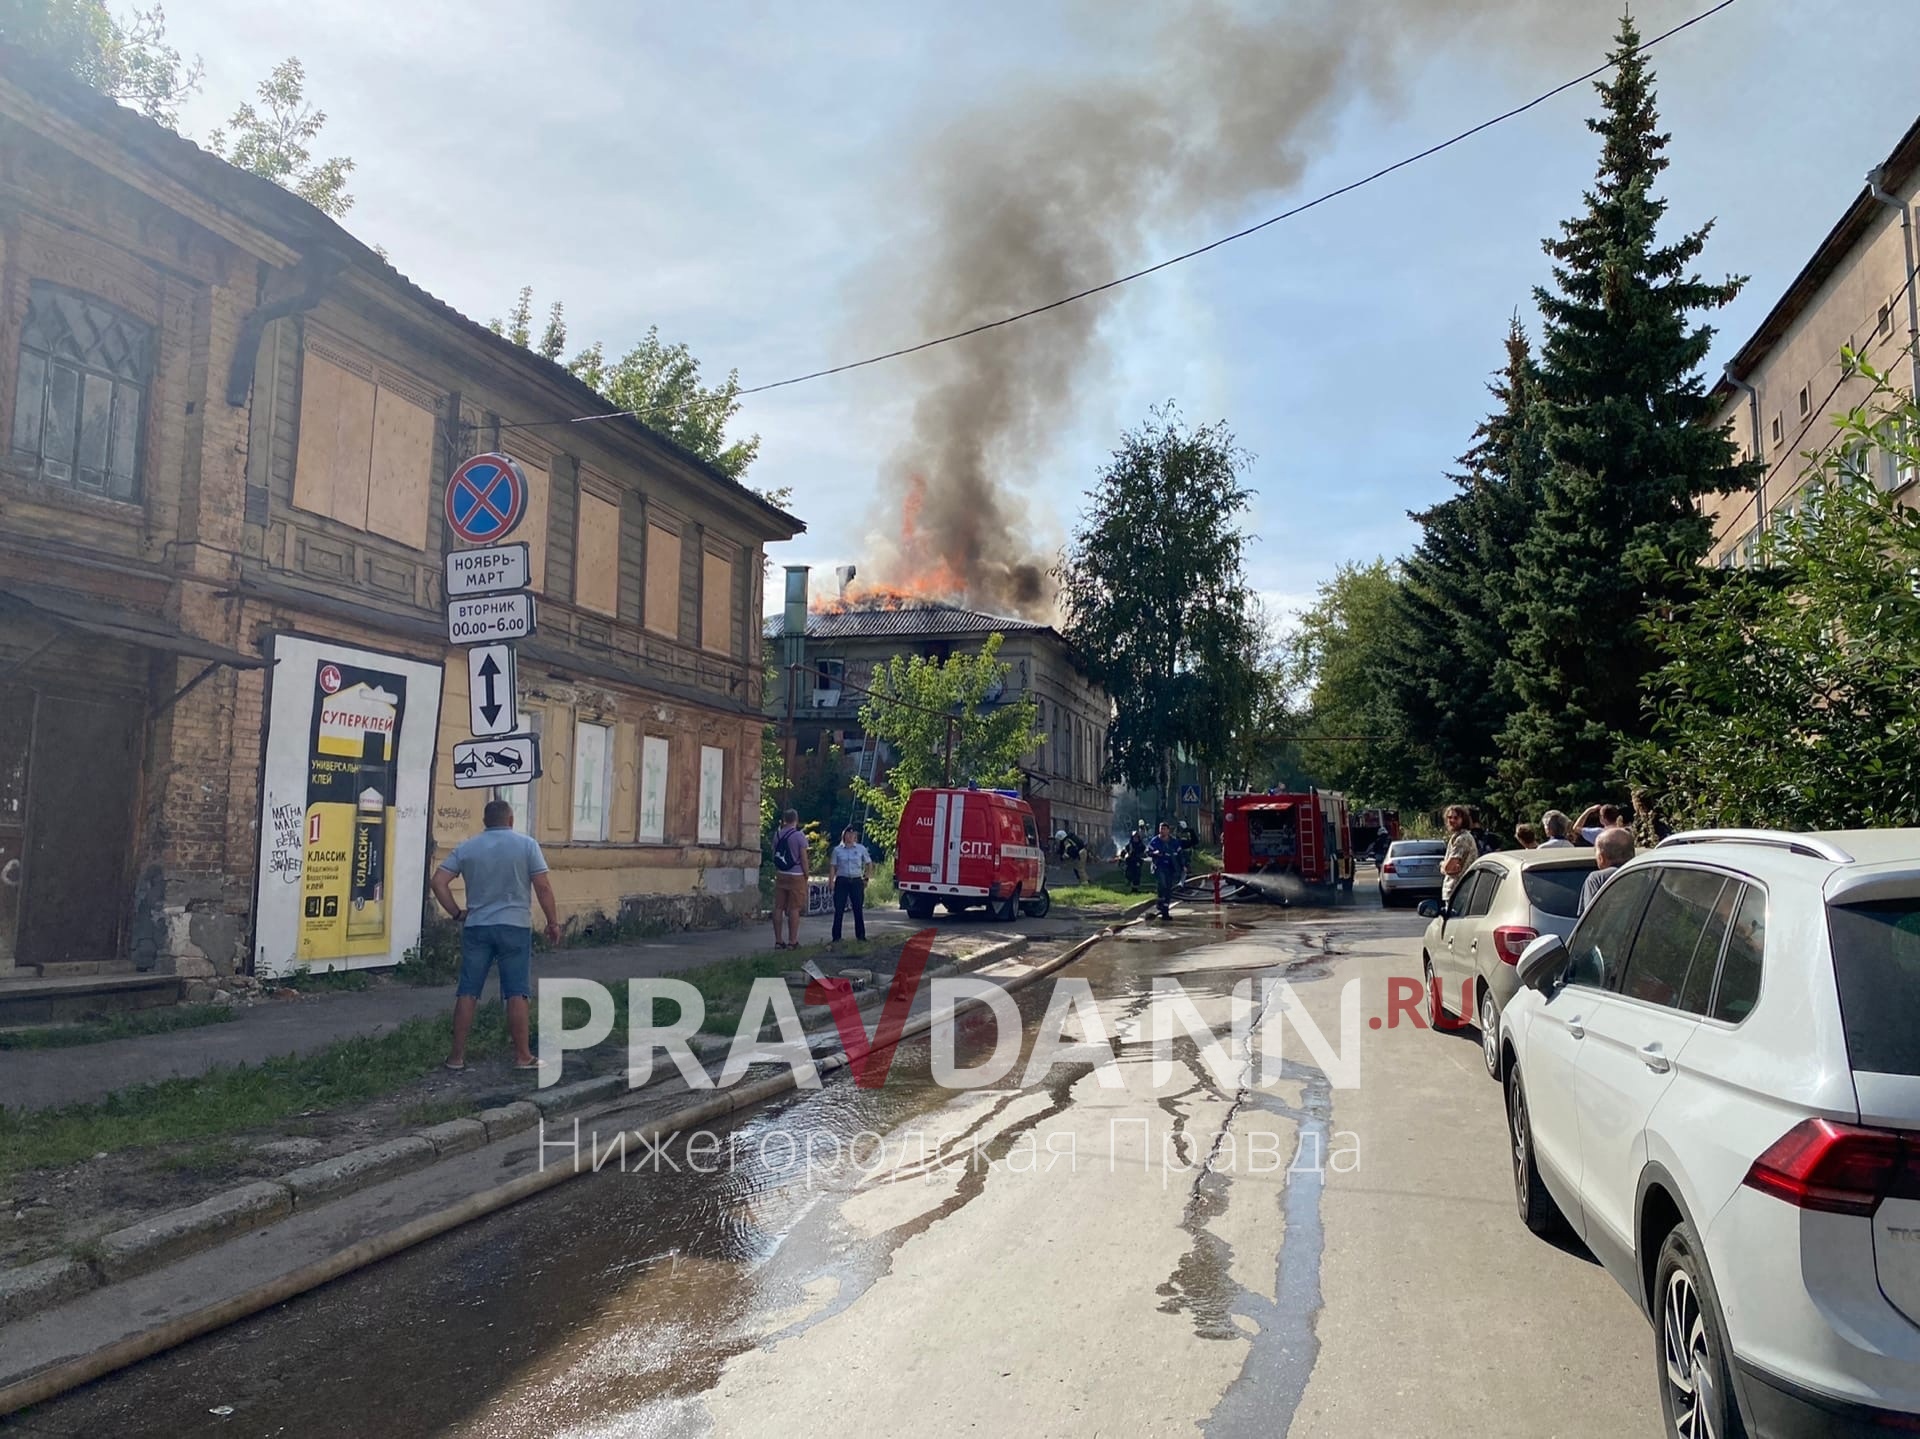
[431, 799, 559, 1071]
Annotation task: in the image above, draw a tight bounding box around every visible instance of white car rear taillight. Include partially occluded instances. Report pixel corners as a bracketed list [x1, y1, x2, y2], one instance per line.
[1743, 1117, 1920, 1217]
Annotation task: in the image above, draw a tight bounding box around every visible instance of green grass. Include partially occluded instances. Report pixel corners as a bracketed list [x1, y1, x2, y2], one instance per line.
[400, 1096, 477, 1128]
[0, 1004, 238, 1050]
[0, 1008, 508, 1178]
[1049, 871, 1140, 909]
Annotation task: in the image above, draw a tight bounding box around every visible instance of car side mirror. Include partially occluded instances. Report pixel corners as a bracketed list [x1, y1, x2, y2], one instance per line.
[1415, 899, 1441, 920]
[1516, 933, 1568, 994]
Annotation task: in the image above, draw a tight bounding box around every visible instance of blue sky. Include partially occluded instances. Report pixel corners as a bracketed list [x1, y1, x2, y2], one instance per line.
[163, 1, 1919, 621]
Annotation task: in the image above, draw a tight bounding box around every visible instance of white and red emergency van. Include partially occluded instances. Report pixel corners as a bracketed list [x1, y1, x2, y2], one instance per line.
[894, 786, 1050, 921]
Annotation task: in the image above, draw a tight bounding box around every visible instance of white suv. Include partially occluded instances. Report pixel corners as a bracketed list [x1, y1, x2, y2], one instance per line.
[1499, 829, 1920, 1438]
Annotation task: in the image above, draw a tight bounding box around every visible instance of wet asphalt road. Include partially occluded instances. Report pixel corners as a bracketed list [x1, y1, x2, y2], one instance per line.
[6, 899, 1662, 1438]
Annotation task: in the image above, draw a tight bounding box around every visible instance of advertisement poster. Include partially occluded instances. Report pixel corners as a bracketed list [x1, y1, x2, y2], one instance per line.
[255, 636, 443, 977]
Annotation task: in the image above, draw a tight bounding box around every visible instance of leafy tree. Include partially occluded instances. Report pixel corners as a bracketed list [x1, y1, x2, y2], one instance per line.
[1, 0, 202, 126]
[1389, 317, 1549, 821]
[487, 287, 771, 491]
[1289, 560, 1432, 809]
[1055, 403, 1264, 803]
[850, 634, 1039, 840]
[206, 57, 353, 217]
[1499, 14, 1754, 812]
[1628, 372, 1920, 829]
[1219, 599, 1314, 794]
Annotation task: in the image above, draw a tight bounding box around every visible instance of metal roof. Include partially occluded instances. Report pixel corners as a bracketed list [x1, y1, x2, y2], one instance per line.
[0, 46, 802, 538]
[1715, 111, 1920, 398]
[762, 603, 1054, 642]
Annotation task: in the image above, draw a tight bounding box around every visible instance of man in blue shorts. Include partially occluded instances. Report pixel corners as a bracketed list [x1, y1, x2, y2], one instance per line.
[431, 799, 560, 1071]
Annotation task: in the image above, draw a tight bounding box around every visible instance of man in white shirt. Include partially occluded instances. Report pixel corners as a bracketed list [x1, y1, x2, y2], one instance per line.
[1538, 810, 1577, 848]
[1578, 827, 1637, 916]
[829, 826, 873, 945]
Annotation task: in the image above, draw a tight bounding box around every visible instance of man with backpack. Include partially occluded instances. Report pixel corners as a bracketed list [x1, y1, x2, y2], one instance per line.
[1123, 827, 1146, 893]
[770, 808, 809, 951]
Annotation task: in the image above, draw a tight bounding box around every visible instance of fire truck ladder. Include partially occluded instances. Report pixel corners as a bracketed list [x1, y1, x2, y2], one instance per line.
[1298, 791, 1323, 883]
[851, 740, 883, 835]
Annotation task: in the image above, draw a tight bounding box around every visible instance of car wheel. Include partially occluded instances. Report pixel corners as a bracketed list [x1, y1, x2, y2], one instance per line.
[1654, 1223, 1745, 1439]
[1020, 887, 1052, 919]
[1378, 888, 1396, 909]
[1479, 986, 1501, 1080]
[993, 889, 1018, 923]
[1506, 1064, 1567, 1238]
[1424, 956, 1447, 1026]
[905, 894, 934, 922]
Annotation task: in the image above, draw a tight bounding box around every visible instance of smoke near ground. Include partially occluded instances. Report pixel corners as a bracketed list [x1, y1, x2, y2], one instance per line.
[860, 0, 1681, 617]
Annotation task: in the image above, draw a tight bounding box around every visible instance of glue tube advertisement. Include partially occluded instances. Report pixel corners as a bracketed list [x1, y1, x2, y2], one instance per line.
[254, 635, 443, 977]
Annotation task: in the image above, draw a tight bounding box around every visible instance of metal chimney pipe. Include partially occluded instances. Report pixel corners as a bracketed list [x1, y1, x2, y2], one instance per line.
[782, 565, 809, 672]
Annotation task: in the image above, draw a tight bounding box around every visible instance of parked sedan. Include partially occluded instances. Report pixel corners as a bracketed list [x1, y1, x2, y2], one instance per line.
[1500, 828, 1920, 1438]
[1417, 848, 1595, 1077]
[1378, 839, 1445, 908]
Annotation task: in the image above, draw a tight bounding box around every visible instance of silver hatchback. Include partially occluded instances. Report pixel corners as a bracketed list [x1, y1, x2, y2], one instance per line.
[1417, 849, 1595, 1077]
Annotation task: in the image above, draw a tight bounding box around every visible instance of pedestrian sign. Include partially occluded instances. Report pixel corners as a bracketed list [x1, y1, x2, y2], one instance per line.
[444, 454, 530, 545]
[1179, 784, 1203, 805]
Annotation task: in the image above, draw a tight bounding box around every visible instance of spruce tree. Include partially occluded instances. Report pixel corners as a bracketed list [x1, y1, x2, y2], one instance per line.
[1499, 14, 1755, 813]
[1391, 317, 1548, 821]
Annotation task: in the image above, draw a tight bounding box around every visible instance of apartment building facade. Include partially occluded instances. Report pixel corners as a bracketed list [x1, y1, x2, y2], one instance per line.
[767, 595, 1115, 843]
[1705, 114, 1920, 565]
[0, 53, 799, 982]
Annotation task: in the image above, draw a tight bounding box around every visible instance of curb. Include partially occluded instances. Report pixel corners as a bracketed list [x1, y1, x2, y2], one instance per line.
[0, 920, 1125, 1416]
[0, 933, 1031, 1332]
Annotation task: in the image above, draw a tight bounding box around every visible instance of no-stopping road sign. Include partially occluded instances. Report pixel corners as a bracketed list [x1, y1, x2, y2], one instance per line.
[444, 454, 530, 545]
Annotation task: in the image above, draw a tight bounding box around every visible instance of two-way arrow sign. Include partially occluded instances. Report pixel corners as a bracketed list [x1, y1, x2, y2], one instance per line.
[467, 644, 517, 737]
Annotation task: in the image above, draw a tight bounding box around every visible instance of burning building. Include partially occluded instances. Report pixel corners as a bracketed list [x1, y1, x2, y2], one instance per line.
[766, 566, 1113, 843]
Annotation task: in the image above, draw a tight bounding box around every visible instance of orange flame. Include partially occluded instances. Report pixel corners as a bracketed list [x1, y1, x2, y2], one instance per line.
[812, 471, 969, 613]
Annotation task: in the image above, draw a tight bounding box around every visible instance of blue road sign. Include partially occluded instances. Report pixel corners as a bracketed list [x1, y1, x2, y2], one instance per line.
[1179, 784, 1202, 805]
[444, 453, 530, 544]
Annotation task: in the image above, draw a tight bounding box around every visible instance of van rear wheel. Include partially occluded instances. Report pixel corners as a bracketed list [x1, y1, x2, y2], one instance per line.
[904, 894, 934, 921]
[1020, 887, 1052, 919]
[993, 890, 1018, 923]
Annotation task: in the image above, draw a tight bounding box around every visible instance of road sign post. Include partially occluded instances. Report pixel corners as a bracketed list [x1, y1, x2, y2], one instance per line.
[451, 733, 541, 791]
[467, 644, 517, 737]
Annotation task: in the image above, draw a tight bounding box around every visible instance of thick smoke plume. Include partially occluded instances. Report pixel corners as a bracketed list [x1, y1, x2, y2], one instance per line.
[859, 0, 1636, 617]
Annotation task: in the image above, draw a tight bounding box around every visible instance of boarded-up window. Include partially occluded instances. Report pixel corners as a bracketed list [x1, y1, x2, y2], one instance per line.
[701, 551, 734, 654]
[293, 348, 434, 548]
[518, 459, 549, 592]
[293, 353, 375, 530]
[645, 523, 680, 638]
[365, 387, 433, 549]
[575, 491, 620, 616]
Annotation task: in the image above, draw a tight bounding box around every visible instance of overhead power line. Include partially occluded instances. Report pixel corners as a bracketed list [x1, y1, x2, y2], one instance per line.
[498, 0, 1740, 434]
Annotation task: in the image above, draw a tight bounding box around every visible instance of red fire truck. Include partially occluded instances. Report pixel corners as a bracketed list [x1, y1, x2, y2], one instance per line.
[894, 786, 1051, 921]
[1218, 789, 1356, 899]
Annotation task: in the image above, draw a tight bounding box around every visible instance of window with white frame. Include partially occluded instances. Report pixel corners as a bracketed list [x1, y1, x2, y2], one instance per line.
[697, 745, 724, 845]
[638, 735, 669, 844]
[9, 283, 152, 500]
[571, 720, 612, 841]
